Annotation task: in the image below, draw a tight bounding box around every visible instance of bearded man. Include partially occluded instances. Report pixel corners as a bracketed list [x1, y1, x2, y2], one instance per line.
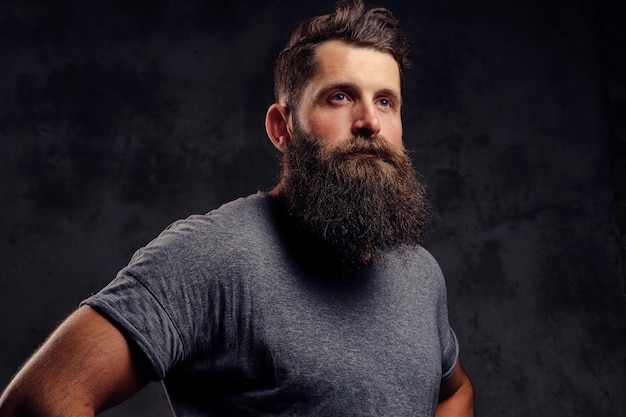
[0, 1, 474, 416]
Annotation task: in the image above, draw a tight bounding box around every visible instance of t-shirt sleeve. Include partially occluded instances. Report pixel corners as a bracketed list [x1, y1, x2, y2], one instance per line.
[82, 270, 185, 380]
[419, 247, 460, 382]
[440, 327, 459, 381]
[81, 215, 220, 381]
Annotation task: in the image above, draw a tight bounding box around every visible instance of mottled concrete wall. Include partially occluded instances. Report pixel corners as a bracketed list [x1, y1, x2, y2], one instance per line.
[1, 1, 624, 416]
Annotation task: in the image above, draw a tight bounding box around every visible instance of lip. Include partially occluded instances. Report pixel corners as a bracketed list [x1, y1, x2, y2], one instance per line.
[354, 152, 379, 159]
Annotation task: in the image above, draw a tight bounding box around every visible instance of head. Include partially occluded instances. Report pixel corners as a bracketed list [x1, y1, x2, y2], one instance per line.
[265, 1, 429, 275]
[273, 0, 410, 111]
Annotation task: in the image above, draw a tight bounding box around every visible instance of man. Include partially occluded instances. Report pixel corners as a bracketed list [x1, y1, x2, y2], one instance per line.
[0, 1, 474, 416]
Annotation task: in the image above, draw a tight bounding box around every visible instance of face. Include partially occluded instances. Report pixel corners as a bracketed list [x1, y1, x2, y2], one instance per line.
[291, 40, 404, 150]
[268, 42, 429, 276]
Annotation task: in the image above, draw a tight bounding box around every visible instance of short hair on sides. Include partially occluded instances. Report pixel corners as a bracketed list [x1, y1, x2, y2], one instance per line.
[273, 0, 410, 111]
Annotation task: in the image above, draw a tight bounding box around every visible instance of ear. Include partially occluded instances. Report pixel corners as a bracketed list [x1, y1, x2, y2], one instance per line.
[265, 103, 292, 153]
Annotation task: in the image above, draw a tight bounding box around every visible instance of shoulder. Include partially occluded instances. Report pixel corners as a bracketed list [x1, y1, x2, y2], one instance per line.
[167, 192, 273, 234]
[413, 246, 444, 276]
[376, 245, 447, 296]
[154, 192, 273, 243]
[129, 192, 277, 265]
[383, 245, 443, 276]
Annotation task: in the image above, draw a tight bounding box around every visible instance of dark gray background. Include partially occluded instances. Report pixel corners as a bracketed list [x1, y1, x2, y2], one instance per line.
[1, 0, 625, 416]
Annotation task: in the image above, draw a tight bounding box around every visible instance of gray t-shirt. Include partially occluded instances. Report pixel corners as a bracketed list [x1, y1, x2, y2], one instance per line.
[83, 193, 458, 417]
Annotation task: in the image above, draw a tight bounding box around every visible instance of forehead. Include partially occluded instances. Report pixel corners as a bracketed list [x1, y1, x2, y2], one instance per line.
[307, 40, 401, 95]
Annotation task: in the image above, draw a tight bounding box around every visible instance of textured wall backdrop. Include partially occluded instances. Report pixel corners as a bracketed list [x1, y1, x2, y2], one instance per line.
[1, 1, 624, 416]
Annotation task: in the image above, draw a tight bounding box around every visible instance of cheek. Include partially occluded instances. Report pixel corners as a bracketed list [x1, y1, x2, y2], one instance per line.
[383, 121, 403, 148]
[303, 112, 347, 142]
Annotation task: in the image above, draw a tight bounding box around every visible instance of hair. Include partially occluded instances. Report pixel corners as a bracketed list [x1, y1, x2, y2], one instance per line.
[273, 0, 410, 110]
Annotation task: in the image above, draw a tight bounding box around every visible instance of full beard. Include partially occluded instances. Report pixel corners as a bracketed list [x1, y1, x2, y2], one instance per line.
[275, 127, 431, 276]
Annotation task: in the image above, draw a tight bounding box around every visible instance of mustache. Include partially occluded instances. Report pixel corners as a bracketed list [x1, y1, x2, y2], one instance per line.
[328, 135, 405, 162]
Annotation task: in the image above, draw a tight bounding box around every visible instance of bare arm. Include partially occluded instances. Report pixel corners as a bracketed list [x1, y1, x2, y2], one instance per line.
[436, 359, 475, 417]
[0, 305, 150, 417]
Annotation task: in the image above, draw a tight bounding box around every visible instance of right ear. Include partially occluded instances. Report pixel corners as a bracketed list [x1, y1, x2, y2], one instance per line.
[265, 103, 292, 153]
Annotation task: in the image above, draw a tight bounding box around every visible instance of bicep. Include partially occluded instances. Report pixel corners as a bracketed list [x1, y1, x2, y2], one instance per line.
[436, 359, 475, 416]
[0, 305, 150, 416]
[439, 359, 470, 402]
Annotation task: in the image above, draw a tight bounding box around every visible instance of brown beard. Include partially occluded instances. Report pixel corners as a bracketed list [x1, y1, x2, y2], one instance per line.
[275, 127, 431, 275]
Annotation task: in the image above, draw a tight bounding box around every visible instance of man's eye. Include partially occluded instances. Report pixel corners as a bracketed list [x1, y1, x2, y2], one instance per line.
[331, 93, 347, 102]
[378, 98, 391, 107]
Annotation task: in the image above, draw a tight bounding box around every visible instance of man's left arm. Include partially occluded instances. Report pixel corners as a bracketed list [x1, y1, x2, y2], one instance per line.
[436, 359, 475, 417]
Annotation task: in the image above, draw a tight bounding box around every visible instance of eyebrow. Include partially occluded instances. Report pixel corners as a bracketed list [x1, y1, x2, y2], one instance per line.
[379, 87, 403, 106]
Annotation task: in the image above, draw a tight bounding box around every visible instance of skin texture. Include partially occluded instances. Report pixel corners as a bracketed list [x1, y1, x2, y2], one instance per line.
[0, 306, 147, 417]
[266, 40, 403, 158]
[0, 40, 474, 417]
[437, 360, 475, 416]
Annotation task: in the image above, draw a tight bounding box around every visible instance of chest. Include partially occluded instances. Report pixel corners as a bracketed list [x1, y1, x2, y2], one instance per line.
[167, 255, 445, 416]
[261, 271, 442, 385]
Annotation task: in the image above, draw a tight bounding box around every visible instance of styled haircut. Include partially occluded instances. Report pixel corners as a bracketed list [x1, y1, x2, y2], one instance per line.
[273, 0, 410, 110]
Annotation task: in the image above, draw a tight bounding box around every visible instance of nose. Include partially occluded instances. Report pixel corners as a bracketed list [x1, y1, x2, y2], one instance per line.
[351, 102, 380, 138]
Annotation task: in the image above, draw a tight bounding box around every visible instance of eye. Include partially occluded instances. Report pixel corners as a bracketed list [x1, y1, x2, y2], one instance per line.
[330, 92, 347, 102]
[377, 98, 391, 108]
